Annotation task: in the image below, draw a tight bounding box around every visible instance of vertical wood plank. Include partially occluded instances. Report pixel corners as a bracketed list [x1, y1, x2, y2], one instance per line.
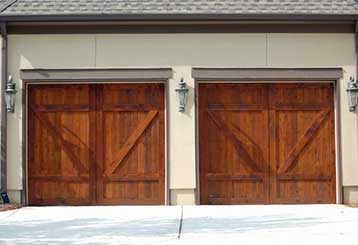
[95, 84, 104, 204]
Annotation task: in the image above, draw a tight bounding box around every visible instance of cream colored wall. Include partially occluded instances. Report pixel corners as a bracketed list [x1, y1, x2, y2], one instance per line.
[344, 186, 358, 205]
[6, 33, 358, 204]
[170, 189, 196, 205]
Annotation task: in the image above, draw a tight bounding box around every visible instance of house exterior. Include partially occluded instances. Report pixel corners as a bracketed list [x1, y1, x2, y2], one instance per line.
[0, 0, 358, 206]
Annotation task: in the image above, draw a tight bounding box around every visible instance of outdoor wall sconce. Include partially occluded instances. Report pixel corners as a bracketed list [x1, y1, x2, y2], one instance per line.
[175, 78, 189, 112]
[4, 75, 17, 113]
[347, 76, 358, 112]
[0, 191, 10, 204]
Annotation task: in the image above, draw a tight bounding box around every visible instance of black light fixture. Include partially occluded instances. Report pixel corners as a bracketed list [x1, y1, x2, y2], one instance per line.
[0, 191, 10, 204]
[4, 75, 17, 113]
[347, 76, 358, 112]
[175, 78, 189, 112]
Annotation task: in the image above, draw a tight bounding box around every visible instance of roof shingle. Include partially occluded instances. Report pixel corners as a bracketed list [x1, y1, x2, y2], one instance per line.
[1, 0, 358, 16]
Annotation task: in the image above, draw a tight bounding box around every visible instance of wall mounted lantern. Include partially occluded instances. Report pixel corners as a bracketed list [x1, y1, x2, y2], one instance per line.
[175, 78, 189, 112]
[0, 191, 10, 204]
[4, 75, 17, 113]
[347, 76, 358, 112]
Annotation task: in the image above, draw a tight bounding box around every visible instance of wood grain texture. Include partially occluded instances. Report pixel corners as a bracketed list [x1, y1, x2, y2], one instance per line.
[199, 83, 270, 205]
[207, 110, 263, 173]
[269, 83, 336, 204]
[28, 84, 165, 205]
[29, 105, 89, 174]
[277, 109, 330, 175]
[100, 84, 165, 205]
[28, 85, 92, 205]
[106, 110, 158, 175]
[199, 83, 336, 205]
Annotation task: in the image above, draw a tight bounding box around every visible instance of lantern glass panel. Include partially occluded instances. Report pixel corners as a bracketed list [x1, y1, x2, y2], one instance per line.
[4, 91, 15, 112]
[179, 91, 187, 105]
[347, 88, 358, 112]
[9, 94, 15, 112]
[4, 92, 11, 112]
[177, 88, 189, 112]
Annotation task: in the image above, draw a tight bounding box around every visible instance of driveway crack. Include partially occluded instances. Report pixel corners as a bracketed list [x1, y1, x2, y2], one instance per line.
[178, 205, 184, 239]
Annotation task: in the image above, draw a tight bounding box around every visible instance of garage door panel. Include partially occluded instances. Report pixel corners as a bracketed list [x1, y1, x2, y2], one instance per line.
[276, 110, 331, 175]
[282, 124, 333, 176]
[207, 110, 268, 173]
[30, 114, 58, 176]
[31, 85, 90, 105]
[206, 84, 267, 106]
[103, 84, 164, 108]
[36, 182, 90, 199]
[29, 181, 91, 205]
[206, 180, 267, 204]
[29, 112, 91, 178]
[30, 112, 91, 176]
[28, 85, 92, 205]
[231, 111, 269, 174]
[100, 84, 165, 205]
[207, 147, 230, 174]
[206, 180, 231, 201]
[274, 180, 334, 204]
[276, 111, 326, 154]
[199, 83, 269, 204]
[60, 112, 91, 176]
[103, 112, 161, 175]
[28, 83, 164, 205]
[103, 111, 142, 174]
[232, 180, 266, 203]
[270, 83, 333, 107]
[103, 181, 160, 203]
[200, 83, 335, 205]
[206, 113, 229, 174]
[270, 83, 335, 204]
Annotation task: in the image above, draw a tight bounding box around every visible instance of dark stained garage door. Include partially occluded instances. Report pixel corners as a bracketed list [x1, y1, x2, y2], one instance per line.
[28, 84, 165, 205]
[199, 83, 336, 204]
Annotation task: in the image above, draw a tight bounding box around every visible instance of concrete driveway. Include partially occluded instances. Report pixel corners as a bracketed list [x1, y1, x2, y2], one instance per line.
[0, 205, 358, 245]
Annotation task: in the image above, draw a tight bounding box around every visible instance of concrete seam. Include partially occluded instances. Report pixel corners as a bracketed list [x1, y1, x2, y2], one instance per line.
[177, 205, 183, 239]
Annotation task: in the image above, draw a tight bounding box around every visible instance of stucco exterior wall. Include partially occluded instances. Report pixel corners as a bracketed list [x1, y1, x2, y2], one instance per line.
[5, 33, 358, 205]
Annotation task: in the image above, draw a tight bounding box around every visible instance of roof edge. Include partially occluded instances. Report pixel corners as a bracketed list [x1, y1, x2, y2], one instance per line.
[4, 21, 355, 34]
[1, 13, 358, 22]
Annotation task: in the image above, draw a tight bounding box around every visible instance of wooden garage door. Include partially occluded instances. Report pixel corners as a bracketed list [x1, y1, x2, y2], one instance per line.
[28, 84, 165, 205]
[199, 83, 336, 204]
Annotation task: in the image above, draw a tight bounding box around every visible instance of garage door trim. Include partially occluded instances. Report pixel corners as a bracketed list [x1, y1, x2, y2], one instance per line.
[193, 68, 343, 205]
[22, 72, 170, 206]
[21, 68, 173, 82]
[192, 68, 343, 81]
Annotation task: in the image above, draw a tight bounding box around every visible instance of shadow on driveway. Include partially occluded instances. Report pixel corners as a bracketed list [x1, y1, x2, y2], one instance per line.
[0, 213, 332, 244]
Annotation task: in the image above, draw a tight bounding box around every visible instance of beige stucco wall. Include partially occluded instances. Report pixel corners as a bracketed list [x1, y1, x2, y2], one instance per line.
[5, 33, 358, 205]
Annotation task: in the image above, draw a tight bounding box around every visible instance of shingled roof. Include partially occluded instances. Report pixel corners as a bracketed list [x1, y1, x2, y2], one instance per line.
[1, 0, 358, 19]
